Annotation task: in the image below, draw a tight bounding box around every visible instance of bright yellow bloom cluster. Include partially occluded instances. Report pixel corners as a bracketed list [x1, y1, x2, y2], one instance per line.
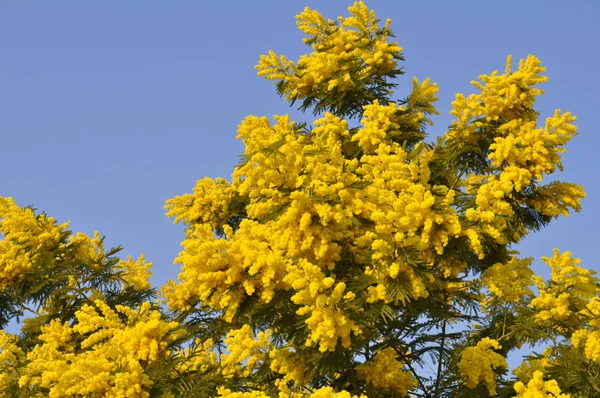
[220, 325, 271, 377]
[528, 182, 585, 218]
[489, 110, 578, 181]
[0, 196, 68, 290]
[269, 347, 310, 396]
[513, 357, 551, 384]
[513, 371, 570, 397]
[165, 103, 458, 351]
[68, 230, 107, 267]
[217, 387, 366, 398]
[543, 249, 597, 297]
[356, 347, 416, 394]
[161, 219, 288, 321]
[482, 256, 533, 303]
[165, 177, 235, 229]
[464, 173, 519, 255]
[449, 55, 547, 140]
[286, 265, 361, 352]
[0, 331, 25, 393]
[116, 254, 152, 291]
[450, 56, 584, 256]
[308, 387, 366, 398]
[217, 388, 270, 398]
[256, 1, 401, 101]
[0, 196, 152, 295]
[571, 298, 600, 362]
[19, 300, 182, 397]
[357, 141, 461, 295]
[531, 249, 597, 324]
[571, 329, 600, 362]
[458, 337, 507, 395]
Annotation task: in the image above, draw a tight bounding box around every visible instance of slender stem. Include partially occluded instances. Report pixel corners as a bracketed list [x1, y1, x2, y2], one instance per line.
[448, 169, 466, 191]
[434, 318, 447, 397]
[19, 303, 41, 316]
[390, 343, 432, 398]
[377, 326, 432, 397]
[346, 351, 360, 393]
[588, 377, 600, 393]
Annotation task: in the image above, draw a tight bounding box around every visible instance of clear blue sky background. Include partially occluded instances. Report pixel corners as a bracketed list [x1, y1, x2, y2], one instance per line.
[2, 0, 599, 360]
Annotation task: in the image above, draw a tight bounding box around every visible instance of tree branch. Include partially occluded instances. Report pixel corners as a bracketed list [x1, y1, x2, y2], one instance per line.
[434, 317, 447, 397]
[378, 327, 432, 398]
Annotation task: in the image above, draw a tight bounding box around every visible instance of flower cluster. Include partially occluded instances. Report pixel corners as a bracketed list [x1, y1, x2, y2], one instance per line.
[0, 196, 68, 290]
[355, 347, 416, 394]
[449, 56, 585, 256]
[1, 1, 592, 397]
[165, 177, 236, 229]
[482, 256, 533, 303]
[18, 301, 182, 397]
[220, 325, 271, 378]
[116, 254, 153, 291]
[513, 371, 570, 397]
[255, 1, 402, 116]
[0, 331, 25, 393]
[531, 249, 598, 325]
[269, 347, 310, 396]
[571, 297, 600, 362]
[217, 387, 366, 398]
[458, 337, 507, 395]
[165, 101, 457, 353]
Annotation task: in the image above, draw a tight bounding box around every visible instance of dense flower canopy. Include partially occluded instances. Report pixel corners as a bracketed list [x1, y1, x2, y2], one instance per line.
[0, 2, 596, 397]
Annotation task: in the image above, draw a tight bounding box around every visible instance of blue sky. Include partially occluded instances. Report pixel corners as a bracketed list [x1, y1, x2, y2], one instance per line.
[2, 0, 599, 347]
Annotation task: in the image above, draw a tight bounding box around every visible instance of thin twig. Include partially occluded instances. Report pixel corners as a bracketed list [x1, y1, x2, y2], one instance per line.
[434, 317, 447, 397]
[378, 327, 432, 398]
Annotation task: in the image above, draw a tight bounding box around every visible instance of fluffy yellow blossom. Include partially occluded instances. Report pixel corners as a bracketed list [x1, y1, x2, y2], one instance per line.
[482, 257, 533, 303]
[513, 358, 551, 384]
[0, 331, 25, 393]
[583, 297, 600, 328]
[256, 1, 402, 113]
[528, 181, 585, 218]
[449, 55, 547, 141]
[353, 100, 404, 152]
[19, 300, 183, 397]
[220, 325, 271, 377]
[117, 254, 152, 291]
[531, 249, 597, 325]
[270, 347, 310, 396]
[165, 177, 236, 229]
[309, 387, 366, 398]
[356, 347, 416, 394]
[217, 387, 366, 398]
[571, 298, 600, 362]
[0, 196, 68, 290]
[166, 108, 459, 350]
[458, 337, 507, 395]
[571, 329, 600, 362]
[531, 290, 572, 322]
[513, 371, 570, 397]
[217, 388, 270, 398]
[284, 261, 361, 352]
[445, 54, 584, 260]
[543, 249, 597, 297]
[489, 110, 578, 182]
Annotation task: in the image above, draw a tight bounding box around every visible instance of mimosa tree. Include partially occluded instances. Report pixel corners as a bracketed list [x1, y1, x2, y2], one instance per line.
[1, 2, 597, 397]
